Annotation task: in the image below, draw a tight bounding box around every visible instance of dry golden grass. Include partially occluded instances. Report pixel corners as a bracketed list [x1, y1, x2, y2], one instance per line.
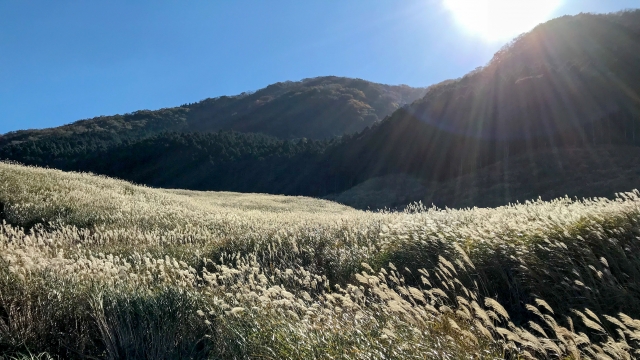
[1, 162, 640, 359]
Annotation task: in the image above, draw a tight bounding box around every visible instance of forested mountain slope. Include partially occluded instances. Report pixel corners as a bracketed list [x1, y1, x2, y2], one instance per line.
[185, 76, 427, 139]
[0, 77, 425, 179]
[322, 10, 640, 207]
[327, 10, 640, 184]
[0, 76, 426, 145]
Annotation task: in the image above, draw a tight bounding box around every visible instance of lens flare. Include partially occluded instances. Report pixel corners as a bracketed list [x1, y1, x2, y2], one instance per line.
[443, 0, 562, 42]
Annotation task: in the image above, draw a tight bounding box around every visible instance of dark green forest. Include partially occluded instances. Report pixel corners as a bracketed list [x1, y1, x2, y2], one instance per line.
[1, 76, 426, 145]
[2, 11, 640, 209]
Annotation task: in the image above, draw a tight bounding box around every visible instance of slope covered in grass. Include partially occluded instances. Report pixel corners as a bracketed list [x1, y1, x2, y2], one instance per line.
[2, 162, 640, 359]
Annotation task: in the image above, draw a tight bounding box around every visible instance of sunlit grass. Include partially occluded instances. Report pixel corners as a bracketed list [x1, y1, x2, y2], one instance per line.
[1, 162, 640, 358]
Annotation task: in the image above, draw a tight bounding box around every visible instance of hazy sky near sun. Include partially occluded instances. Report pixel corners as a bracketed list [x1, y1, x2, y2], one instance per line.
[0, 0, 637, 133]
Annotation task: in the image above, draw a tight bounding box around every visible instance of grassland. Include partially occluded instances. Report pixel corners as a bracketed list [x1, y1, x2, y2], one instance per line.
[1, 162, 640, 359]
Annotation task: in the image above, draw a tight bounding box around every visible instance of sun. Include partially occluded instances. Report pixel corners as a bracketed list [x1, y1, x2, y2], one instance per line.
[443, 0, 562, 42]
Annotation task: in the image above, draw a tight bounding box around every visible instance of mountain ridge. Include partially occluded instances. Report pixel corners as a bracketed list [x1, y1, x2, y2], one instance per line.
[0, 76, 427, 143]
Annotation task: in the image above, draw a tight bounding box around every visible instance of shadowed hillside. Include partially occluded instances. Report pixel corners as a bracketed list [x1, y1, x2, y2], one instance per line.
[327, 10, 640, 183]
[328, 146, 640, 210]
[314, 11, 640, 206]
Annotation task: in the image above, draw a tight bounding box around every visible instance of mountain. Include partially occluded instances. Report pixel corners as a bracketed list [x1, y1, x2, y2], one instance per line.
[184, 77, 427, 139]
[322, 10, 640, 207]
[2, 11, 640, 209]
[328, 10, 640, 181]
[0, 76, 425, 177]
[411, 10, 640, 144]
[0, 76, 426, 144]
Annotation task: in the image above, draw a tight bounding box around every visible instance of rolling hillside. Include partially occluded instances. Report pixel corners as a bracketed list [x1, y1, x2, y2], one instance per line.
[2, 163, 640, 358]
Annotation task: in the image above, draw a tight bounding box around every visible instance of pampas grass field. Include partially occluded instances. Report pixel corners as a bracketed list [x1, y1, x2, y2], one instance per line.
[2, 162, 640, 359]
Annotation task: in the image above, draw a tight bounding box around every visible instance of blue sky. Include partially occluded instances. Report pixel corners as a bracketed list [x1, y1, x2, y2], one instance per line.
[0, 0, 637, 134]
